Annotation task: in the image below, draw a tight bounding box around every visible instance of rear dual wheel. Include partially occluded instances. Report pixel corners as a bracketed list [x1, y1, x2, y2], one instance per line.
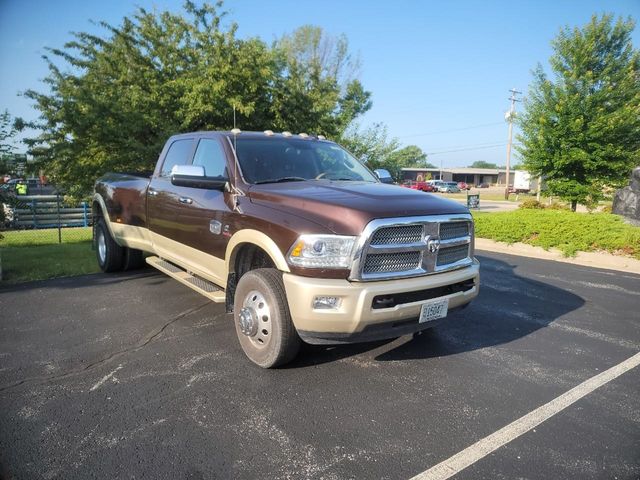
[95, 218, 145, 272]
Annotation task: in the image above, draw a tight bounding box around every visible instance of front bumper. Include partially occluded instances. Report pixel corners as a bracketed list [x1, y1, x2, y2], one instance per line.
[282, 259, 480, 344]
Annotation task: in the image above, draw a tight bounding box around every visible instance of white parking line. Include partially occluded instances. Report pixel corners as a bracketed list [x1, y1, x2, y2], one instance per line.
[410, 351, 640, 480]
[89, 365, 123, 392]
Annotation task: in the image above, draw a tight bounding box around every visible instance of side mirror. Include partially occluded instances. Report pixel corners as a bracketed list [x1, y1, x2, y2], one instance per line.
[374, 168, 394, 184]
[170, 165, 227, 190]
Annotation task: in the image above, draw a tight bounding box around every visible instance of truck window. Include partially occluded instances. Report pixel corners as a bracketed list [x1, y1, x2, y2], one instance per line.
[234, 137, 377, 184]
[160, 139, 193, 177]
[193, 139, 227, 178]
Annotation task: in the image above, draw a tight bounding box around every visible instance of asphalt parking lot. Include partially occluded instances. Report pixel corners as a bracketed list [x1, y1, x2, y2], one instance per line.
[1, 251, 638, 480]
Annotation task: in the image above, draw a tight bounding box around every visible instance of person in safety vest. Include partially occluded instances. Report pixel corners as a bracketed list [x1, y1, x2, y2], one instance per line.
[16, 181, 28, 195]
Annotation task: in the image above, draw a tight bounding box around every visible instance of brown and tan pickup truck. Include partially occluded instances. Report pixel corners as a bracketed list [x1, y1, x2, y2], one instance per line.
[93, 130, 479, 367]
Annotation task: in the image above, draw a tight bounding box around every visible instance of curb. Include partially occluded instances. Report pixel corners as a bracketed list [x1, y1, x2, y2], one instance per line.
[475, 238, 640, 275]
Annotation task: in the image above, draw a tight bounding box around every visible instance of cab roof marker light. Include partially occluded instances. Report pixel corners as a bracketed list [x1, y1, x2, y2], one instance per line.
[231, 128, 242, 135]
[282, 131, 292, 137]
[264, 130, 274, 136]
[298, 133, 309, 138]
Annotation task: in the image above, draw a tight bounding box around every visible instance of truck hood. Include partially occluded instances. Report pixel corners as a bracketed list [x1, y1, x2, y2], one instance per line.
[247, 181, 469, 235]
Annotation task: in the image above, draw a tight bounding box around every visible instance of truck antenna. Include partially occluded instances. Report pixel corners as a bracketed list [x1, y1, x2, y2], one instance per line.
[228, 103, 244, 212]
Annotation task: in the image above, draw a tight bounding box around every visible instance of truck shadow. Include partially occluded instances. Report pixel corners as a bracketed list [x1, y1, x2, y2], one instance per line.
[288, 255, 585, 367]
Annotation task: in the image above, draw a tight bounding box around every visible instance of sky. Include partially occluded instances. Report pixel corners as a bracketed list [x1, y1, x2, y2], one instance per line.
[1, 0, 639, 168]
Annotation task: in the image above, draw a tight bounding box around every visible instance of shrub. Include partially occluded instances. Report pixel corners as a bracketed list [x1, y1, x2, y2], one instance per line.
[546, 202, 569, 210]
[472, 209, 640, 258]
[519, 199, 545, 209]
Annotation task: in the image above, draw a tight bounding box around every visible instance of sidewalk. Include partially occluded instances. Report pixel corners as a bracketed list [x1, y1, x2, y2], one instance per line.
[476, 238, 640, 274]
[449, 198, 520, 212]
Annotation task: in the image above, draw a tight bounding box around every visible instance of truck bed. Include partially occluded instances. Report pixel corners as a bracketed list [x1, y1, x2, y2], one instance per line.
[94, 172, 151, 228]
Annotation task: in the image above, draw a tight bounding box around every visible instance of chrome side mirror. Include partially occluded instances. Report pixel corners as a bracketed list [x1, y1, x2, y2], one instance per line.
[171, 165, 227, 190]
[374, 168, 394, 184]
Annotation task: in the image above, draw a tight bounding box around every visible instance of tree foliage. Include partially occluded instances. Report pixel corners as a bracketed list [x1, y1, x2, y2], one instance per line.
[340, 125, 434, 181]
[383, 145, 434, 181]
[24, 2, 371, 198]
[339, 122, 399, 170]
[0, 110, 18, 155]
[468, 160, 500, 169]
[517, 14, 640, 210]
[272, 25, 371, 139]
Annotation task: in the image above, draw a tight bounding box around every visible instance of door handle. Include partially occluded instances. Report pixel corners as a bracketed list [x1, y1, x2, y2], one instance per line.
[179, 196, 193, 205]
[148, 189, 158, 196]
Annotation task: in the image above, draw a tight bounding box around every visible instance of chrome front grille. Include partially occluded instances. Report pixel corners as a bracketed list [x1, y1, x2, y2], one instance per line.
[363, 251, 421, 274]
[351, 214, 474, 281]
[436, 244, 470, 266]
[370, 225, 423, 245]
[439, 222, 470, 240]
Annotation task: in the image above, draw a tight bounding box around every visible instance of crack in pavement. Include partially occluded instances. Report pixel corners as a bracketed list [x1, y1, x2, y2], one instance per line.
[0, 301, 212, 393]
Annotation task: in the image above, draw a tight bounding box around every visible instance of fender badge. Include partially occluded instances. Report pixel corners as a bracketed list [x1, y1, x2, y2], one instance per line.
[209, 220, 222, 235]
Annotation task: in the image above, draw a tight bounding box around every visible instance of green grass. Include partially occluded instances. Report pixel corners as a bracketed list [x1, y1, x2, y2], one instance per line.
[0, 227, 92, 247]
[473, 209, 640, 258]
[0, 228, 97, 284]
[0, 242, 100, 284]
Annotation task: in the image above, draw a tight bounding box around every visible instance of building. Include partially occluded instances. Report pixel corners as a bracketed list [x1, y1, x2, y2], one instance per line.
[402, 167, 508, 186]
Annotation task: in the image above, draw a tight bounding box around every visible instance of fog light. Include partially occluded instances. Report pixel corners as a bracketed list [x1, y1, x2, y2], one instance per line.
[313, 296, 342, 310]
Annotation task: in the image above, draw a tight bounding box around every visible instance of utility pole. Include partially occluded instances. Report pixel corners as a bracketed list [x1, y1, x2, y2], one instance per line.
[504, 88, 521, 199]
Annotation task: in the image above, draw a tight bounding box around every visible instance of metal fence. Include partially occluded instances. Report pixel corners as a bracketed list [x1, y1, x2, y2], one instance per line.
[1, 193, 93, 246]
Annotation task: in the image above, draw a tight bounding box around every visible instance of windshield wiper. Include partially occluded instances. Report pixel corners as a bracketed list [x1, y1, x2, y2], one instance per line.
[254, 177, 307, 185]
[318, 176, 368, 182]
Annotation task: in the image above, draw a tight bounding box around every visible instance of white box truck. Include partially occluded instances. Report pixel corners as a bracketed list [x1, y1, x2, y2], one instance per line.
[511, 170, 532, 193]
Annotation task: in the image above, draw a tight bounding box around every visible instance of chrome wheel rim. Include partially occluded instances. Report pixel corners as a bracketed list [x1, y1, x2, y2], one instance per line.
[97, 229, 106, 264]
[239, 290, 272, 348]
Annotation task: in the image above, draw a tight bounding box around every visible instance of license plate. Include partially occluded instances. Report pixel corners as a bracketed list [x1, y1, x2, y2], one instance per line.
[419, 298, 449, 323]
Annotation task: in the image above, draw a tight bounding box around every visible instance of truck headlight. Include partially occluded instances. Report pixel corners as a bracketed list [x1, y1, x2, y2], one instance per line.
[287, 234, 356, 269]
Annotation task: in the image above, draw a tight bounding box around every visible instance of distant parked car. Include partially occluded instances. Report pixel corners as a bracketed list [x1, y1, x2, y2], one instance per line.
[374, 169, 394, 184]
[426, 180, 444, 191]
[402, 180, 435, 192]
[439, 182, 461, 193]
[457, 181, 470, 190]
[1, 178, 24, 193]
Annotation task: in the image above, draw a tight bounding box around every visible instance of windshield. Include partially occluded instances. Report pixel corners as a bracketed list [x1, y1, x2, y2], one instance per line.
[232, 137, 378, 185]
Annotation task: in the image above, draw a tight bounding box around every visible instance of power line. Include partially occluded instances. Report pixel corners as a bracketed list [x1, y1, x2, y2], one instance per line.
[427, 142, 522, 156]
[398, 122, 505, 139]
[427, 144, 505, 156]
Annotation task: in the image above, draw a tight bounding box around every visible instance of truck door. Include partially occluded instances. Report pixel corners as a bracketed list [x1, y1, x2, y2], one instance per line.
[147, 137, 196, 245]
[147, 136, 233, 285]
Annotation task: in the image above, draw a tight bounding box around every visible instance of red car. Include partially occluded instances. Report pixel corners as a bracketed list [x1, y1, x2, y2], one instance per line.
[457, 182, 471, 190]
[402, 180, 435, 192]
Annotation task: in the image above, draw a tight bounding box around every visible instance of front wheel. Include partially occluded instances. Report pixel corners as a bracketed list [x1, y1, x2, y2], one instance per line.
[233, 268, 301, 368]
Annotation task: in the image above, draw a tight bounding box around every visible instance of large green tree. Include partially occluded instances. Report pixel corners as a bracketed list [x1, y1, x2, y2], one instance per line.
[23, 2, 371, 198]
[273, 25, 370, 136]
[518, 14, 640, 211]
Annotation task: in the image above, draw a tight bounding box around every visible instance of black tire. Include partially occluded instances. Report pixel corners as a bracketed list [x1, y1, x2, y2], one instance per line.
[95, 217, 124, 272]
[233, 268, 301, 368]
[122, 247, 145, 271]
